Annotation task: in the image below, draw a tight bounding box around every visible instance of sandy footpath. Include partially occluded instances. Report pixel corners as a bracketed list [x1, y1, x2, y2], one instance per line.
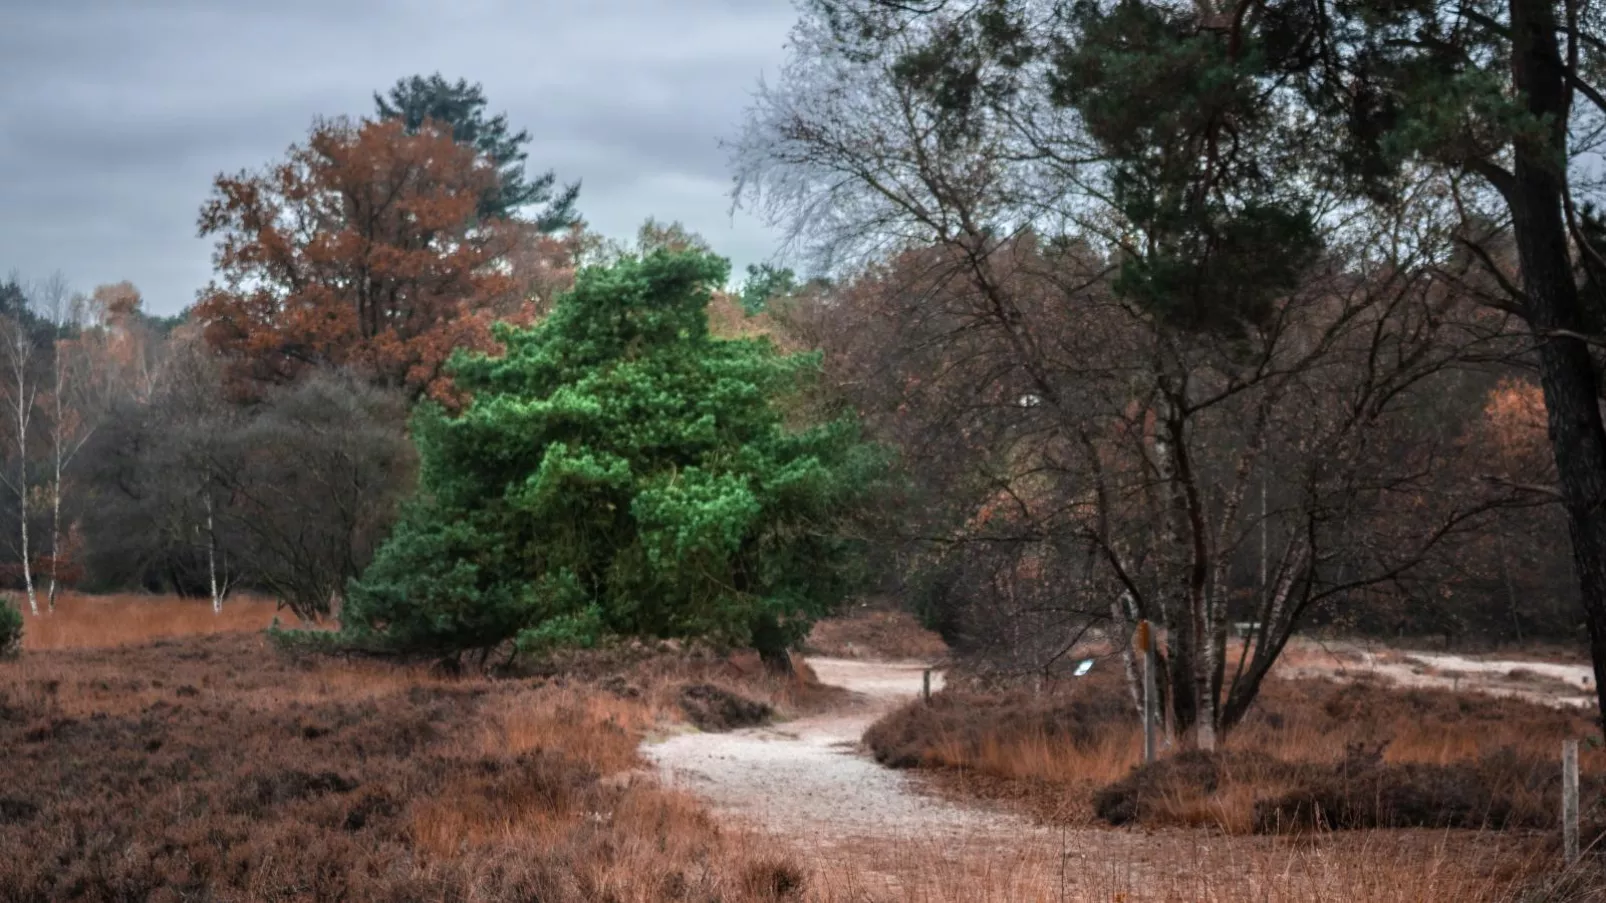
[643, 658, 1033, 843]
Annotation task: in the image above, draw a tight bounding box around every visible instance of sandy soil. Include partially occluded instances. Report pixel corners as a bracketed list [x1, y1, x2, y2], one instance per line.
[643, 658, 1178, 899]
[644, 659, 1030, 842]
[1280, 640, 1597, 708]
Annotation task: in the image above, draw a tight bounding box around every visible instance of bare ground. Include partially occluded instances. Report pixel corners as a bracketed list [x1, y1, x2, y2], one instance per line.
[1279, 639, 1597, 708]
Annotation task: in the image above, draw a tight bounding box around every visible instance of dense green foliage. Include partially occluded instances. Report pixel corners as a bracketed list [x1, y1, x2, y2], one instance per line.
[375, 73, 580, 228]
[0, 596, 20, 658]
[739, 264, 799, 315]
[339, 250, 884, 661]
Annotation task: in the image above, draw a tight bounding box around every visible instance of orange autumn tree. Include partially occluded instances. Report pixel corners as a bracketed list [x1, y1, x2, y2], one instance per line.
[196, 117, 532, 401]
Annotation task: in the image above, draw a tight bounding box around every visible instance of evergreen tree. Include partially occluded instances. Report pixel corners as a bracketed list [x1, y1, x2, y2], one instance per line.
[338, 249, 885, 666]
[375, 73, 580, 229]
[739, 264, 800, 315]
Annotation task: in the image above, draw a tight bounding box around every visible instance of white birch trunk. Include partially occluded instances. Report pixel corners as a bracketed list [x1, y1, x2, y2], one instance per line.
[206, 493, 222, 614]
[14, 374, 33, 617]
[46, 391, 62, 611]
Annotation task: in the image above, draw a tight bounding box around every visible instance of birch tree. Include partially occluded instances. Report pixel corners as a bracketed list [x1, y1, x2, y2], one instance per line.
[0, 311, 43, 615]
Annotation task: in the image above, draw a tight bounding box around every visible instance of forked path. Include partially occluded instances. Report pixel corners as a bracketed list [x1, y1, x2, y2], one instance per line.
[643, 658, 1034, 847]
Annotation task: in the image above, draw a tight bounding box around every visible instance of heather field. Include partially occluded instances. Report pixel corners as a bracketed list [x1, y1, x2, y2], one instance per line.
[2, 599, 1602, 902]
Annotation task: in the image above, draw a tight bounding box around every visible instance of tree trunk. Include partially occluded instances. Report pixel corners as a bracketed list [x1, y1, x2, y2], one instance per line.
[14, 374, 33, 617]
[751, 614, 796, 676]
[205, 493, 223, 614]
[1507, 0, 1606, 726]
[46, 433, 62, 611]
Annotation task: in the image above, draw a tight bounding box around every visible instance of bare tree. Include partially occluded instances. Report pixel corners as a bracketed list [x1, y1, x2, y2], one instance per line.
[739, 13, 1533, 741]
[0, 312, 43, 614]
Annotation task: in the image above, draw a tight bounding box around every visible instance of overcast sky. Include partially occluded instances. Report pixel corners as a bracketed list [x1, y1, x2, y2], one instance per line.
[0, 0, 797, 314]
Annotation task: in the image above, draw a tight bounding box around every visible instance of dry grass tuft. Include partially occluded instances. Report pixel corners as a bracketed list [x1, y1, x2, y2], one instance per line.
[18, 592, 283, 650]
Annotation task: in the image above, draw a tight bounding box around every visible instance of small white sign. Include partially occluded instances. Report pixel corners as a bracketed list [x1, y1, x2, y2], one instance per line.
[1073, 659, 1094, 677]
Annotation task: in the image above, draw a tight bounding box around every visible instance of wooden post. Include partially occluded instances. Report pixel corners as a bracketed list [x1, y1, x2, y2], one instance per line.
[1564, 739, 1580, 866]
[922, 668, 932, 704]
[1136, 620, 1156, 764]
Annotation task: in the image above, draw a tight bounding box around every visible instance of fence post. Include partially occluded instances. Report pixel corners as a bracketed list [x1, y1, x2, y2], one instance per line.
[922, 668, 932, 704]
[1137, 620, 1156, 765]
[1564, 739, 1580, 866]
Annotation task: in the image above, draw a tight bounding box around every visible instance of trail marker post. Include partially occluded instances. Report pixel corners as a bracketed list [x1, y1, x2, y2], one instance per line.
[1136, 620, 1156, 765]
[1564, 739, 1580, 866]
[922, 668, 932, 704]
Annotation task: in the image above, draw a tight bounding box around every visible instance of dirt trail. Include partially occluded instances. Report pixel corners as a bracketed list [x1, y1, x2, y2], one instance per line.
[644, 658, 1033, 843]
[642, 655, 1524, 901]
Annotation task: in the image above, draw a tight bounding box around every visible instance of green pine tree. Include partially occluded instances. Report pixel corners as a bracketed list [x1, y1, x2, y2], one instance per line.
[336, 249, 886, 666]
[375, 73, 580, 229]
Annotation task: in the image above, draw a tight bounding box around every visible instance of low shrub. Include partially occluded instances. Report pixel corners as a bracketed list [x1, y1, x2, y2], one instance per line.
[864, 686, 1131, 771]
[678, 683, 773, 731]
[0, 597, 20, 658]
[1250, 744, 1605, 833]
[866, 669, 1606, 835]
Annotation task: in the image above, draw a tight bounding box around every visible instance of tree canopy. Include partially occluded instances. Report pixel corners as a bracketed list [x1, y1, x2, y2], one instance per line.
[195, 117, 534, 402]
[337, 249, 886, 664]
[375, 73, 581, 229]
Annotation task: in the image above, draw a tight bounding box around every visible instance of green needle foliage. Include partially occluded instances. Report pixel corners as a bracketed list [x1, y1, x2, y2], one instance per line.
[0, 597, 20, 658]
[337, 249, 886, 664]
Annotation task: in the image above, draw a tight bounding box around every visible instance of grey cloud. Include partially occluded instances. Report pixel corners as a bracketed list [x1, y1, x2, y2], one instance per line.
[0, 0, 797, 313]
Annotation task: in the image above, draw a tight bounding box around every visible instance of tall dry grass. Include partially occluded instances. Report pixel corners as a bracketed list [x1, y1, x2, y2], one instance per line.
[866, 668, 1606, 841]
[17, 592, 282, 650]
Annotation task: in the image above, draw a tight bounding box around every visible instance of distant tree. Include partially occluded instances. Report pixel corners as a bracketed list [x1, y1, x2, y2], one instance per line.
[79, 355, 414, 620]
[375, 73, 580, 229]
[338, 250, 885, 667]
[196, 117, 533, 402]
[216, 370, 415, 621]
[0, 594, 18, 657]
[739, 264, 799, 315]
[78, 331, 239, 605]
[0, 274, 59, 613]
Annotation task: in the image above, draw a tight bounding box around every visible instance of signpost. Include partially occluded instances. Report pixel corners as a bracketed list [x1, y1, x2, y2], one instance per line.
[1564, 739, 1580, 865]
[1136, 620, 1156, 765]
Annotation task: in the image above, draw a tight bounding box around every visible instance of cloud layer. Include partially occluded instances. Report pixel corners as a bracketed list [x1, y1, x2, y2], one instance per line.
[0, 0, 795, 312]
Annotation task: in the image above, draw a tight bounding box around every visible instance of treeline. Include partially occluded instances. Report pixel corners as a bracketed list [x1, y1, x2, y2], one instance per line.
[6, 75, 883, 670]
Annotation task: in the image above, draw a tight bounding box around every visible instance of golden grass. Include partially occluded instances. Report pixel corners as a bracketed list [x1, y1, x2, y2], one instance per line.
[19, 592, 282, 650]
[867, 666, 1606, 851]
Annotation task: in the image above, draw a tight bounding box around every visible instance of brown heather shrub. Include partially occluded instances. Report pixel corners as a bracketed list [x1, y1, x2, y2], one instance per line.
[0, 627, 807, 902]
[802, 602, 948, 661]
[865, 669, 1606, 838]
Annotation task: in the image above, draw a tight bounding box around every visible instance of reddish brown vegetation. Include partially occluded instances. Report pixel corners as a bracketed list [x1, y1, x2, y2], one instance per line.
[866, 671, 1606, 842]
[20, 593, 282, 651]
[195, 117, 569, 402]
[0, 621, 812, 901]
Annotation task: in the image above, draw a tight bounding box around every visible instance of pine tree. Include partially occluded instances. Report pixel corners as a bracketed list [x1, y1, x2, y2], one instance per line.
[375, 73, 580, 229]
[338, 249, 885, 666]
